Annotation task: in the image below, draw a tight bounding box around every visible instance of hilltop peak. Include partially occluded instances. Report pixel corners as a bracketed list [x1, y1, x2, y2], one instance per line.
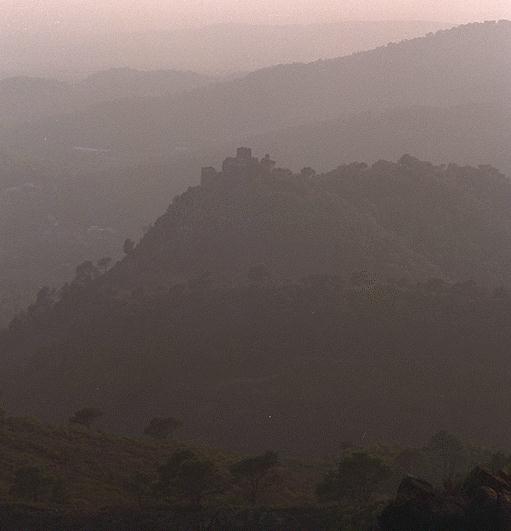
[200, 148, 294, 186]
[99, 155, 511, 293]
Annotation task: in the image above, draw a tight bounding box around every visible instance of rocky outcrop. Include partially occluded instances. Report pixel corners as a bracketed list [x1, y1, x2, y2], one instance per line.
[379, 468, 511, 531]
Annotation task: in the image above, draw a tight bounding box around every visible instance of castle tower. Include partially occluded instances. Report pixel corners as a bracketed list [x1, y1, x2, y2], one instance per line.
[236, 147, 253, 160]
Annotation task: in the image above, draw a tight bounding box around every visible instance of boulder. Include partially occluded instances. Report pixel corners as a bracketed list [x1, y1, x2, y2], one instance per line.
[462, 467, 511, 497]
[397, 476, 436, 501]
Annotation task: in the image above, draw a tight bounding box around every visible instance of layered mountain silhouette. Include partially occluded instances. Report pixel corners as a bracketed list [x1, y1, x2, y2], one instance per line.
[6, 21, 508, 153]
[1, 23, 508, 313]
[0, 21, 449, 76]
[4, 152, 511, 453]
[0, 69, 211, 125]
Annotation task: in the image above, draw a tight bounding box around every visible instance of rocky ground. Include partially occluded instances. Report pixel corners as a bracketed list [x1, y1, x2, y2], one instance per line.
[379, 467, 511, 530]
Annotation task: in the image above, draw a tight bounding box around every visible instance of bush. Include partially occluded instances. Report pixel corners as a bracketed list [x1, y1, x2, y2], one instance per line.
[155, 449, 225, 507]
[9, 466, 63, 503]
[69, 408, 103, 429]
[316, 452, 391, 504]
[144, 417, 182, 440]
[230, 451, 281, 505]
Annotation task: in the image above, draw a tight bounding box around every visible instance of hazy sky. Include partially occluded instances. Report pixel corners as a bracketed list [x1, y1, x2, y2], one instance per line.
[2, 0, 511, 34]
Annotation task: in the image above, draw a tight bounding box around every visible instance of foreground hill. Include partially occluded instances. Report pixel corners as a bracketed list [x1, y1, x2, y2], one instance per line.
[4, 154, 511, 454]
[3, 413, 507, 530]
[0, 414, 332, 529]
[8, 21, 509, 153]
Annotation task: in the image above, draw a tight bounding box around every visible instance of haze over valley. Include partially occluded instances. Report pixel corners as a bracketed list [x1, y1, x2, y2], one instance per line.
[0, 3, 510, 528]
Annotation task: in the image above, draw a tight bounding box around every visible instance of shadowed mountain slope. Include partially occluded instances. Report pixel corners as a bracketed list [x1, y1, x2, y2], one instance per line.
[3, 154, 511, 453]
[108, 151, 511, 289]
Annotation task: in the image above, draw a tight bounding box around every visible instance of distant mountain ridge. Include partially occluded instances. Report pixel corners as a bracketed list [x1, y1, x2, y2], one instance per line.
[0, 69, 212, 125]
[0, 20, 451, 76]
[8, 21, 508, 154]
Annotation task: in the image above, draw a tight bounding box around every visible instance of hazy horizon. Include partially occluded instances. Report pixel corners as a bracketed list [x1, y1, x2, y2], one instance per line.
[2, 3, 511, 528]
[2, 0, 511, 35]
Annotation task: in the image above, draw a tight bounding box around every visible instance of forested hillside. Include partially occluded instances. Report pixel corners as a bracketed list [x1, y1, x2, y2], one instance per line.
[110, 152, 511, 288]
[0, 22, 508, 326]
[0, 152, 200, 326]
[4, 153, 511, 455]
[2, 3, 510, 529]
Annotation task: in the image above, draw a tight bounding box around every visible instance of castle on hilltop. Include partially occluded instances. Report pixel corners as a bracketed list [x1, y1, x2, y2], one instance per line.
[201, 148, 277, 186]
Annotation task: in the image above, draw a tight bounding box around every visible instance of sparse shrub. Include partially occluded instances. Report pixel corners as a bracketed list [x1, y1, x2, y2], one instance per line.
[10, 466, 52, 502]
[427, 431, 466, 481]
[97, 257, 112, 273]
[126, 472, 152, 506]
[144, 417, 182, 440]
[155, 449, 225, 507]
[316, 452, 391, 504]
[230, 451, 281, 505]
[123, 238, 135, 255]
[69, 407, 103, 429]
